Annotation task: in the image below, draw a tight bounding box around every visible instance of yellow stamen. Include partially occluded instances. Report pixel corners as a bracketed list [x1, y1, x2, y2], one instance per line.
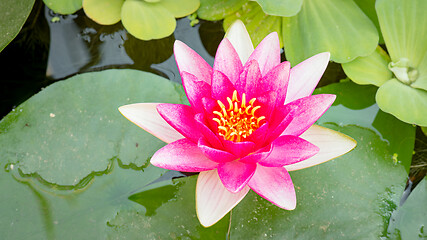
[212, 90, 266, 142]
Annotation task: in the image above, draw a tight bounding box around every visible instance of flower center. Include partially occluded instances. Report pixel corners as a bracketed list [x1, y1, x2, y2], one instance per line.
[213, 90, 265, 142]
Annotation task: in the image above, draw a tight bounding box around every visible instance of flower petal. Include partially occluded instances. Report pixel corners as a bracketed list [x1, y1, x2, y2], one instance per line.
[181, 71, 211, 112]
[261, 61, 291, 107]
[258, 135, 319, 167]
[213, 38, 243, 84]
[157, 103, 204, 142]
[282, 94, 336, 136]
[236, 60, 262, 99]
[194, 113, 223, 149]
[174, 40, 213, 84]
[286, 52, 330, 104]
[211, 70, 236, 103]
[217, 161, 257, 193]
[285, 125, 357, 171]
[198, 138, 236, 163]
[118, 103, 184, 143]
[246, 32, 281, 76]
[222, 140, 255, 158]
[225, 19, 254, 64]
[248, 165, 296, 210]
[151, 138, 218, 172]
[196, 170, 250, 227]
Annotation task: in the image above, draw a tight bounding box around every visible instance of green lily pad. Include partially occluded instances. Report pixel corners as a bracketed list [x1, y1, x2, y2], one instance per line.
[121, 0, 176, 40]
[376, 78, 427, 127]
[342, 46, 392, 87]
[83, 0, 124, 25]
[0, 0, 35, 52]
[255, 0, 302, 17]
[197, 0, 248, 21]
[282, 0, 378, 65]
[0, 69, 186, 186]
[158, 0, 200, 18]
[1, 159, 168, 239]
[107, 176, 230, 239]
[43, 0, 82, 14]
[387, 178, 427, 239]
[223, 1, 282, 47]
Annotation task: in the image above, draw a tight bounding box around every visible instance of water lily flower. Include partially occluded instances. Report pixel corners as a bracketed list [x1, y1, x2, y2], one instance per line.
[119, 20, 356, 227]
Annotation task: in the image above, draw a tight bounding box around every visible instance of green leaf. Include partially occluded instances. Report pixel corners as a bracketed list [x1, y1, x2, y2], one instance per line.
[223, 1, 282, 47]
[43, 0, 82, 14]
[342, 46, 392, 87]
[255, 0, 302, 17]
[282, 0, 378, 65]
[354, 0, 384, 44]
[83, 0, 124, 25]
[0, 69, 186, 186]
[197, 0, 247, 21]
[121, 0, 176, 40]
[1, 160, 168, 239]
[107, 176, 230, 239]
[376, 0, 427, 69]
[387, 178, 427, 239]
[0, 0, 35, 52]
[158, 0, 200, 18]
[376, 78, 427, 127]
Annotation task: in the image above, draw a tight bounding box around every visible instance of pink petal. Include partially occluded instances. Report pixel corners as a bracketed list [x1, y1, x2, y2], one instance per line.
[213, 38, 243, 84]
[235, 60, 262, 99]
[286, 52, 330, 104]
[151, 138, 218, 172]
[217, 161, 257, 193]
[157, 103, 204, 143]
[261, 61, 291, 107]
[222, 140, 255, 158]
[239, 148, 270, 164]
[248, 165, 296, 210]
[246, 32, 281, 76]
[282, 94, 336, 136]
[198, 138, 236, 163]
[119, 103, 184, 143]
[258, 135, 319, 167]
[224, 20, 254, 64]
[174, 40, 213, 84]
[181, 72, 211, 112]
[265, 106, 295, 143]
[211, 70, 237, 103]
[194, 113, 223, 149]
[285, 125, 357, 171]
[196, 170, 250, 227]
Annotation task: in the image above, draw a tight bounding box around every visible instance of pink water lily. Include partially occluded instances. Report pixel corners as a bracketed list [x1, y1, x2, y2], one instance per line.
[119, 20, 356, 227]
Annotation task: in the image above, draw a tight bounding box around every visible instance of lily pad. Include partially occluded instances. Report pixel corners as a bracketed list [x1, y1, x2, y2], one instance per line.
[282, 0, 378, 65]
[43, 0, 82, 14]
[197, 0, 248, 21]
[0, 69, 186, 186]
[0, 0, 35, 52]
[387, 178, 427, 239]
[342, 46, 392, 87]
[255, 0, 302, 17]
[223, 1, 282, 47]
[121, 0, 176, 40]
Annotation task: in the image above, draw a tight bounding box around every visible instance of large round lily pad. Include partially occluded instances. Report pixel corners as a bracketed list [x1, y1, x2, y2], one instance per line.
[0, 69, 186, 186]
